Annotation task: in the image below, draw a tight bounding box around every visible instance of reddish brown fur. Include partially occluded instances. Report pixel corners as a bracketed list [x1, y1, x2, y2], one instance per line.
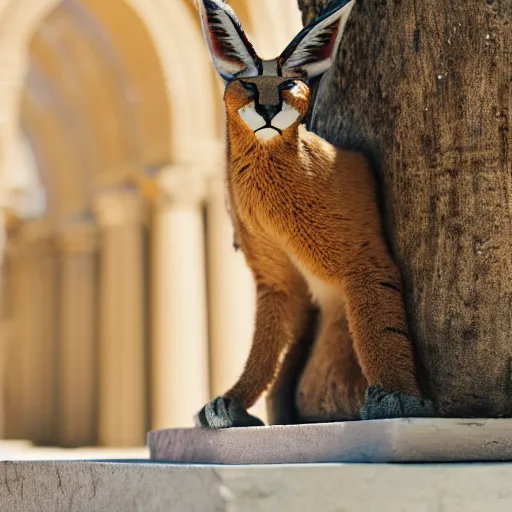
[222, 79, 422, 422]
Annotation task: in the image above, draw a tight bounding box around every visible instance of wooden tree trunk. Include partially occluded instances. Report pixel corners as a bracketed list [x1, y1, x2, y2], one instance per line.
[297, 0, 511, 417]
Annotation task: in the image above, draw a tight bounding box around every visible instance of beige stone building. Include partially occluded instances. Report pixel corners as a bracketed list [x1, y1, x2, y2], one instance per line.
[0, 0, 302, 448]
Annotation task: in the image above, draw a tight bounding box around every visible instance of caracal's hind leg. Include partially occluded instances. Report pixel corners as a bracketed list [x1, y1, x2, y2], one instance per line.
[296, 302, 368, 422]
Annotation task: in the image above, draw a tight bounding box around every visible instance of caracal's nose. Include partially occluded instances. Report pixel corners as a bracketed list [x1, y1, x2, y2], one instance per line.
[258, 104, 281, 122]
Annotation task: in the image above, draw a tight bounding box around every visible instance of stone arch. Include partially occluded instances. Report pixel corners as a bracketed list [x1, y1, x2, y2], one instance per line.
[0, 0, 219, 217]
[26, 1, 142, 192]
[21, 63, 90, 219]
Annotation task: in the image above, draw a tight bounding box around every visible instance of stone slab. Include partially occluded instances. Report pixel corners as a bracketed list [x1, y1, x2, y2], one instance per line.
[4, 460, 512, 511]
[0, 461, 221, 512]
[148, 418, 512, 464]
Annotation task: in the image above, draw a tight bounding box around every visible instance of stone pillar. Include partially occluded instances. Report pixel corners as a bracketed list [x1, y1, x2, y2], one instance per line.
[206, 175, 267, 422]
[0, 210, 5, 270]
[2, 226, 24, 440]
[0, 211, 7, 438]
[151, 167, 210, 430]
[94, 188, 147, 447]
[3, 219, 58, 444]
[2, 235, 22, 440]
[57, 220, 98, 447]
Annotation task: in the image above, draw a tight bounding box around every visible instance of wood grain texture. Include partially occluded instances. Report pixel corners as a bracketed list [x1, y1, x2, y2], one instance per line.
[298, 0, 512, 416]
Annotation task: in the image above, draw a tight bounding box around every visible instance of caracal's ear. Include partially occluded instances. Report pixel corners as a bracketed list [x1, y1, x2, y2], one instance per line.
[198, 0, 261, 81]
[279, 0, 356, 80]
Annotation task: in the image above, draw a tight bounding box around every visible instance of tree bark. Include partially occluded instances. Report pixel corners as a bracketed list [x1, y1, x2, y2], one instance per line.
[297, 0, 511, 417]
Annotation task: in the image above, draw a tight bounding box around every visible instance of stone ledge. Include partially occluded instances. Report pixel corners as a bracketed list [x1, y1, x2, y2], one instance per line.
[2, 461, 512, 511]
[149, 418, 512, 464]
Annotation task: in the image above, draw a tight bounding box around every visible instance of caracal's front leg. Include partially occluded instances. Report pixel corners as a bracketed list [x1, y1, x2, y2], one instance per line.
[195, 225, 310, 429]
[341, 247, 435, 419]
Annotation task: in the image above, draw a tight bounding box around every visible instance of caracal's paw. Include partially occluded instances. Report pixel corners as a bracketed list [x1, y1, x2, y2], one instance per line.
[360, 385, 436, 420]
[194, 396, 265, 429]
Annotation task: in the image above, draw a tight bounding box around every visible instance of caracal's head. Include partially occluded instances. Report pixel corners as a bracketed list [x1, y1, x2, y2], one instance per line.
[198, 0, 355, 143]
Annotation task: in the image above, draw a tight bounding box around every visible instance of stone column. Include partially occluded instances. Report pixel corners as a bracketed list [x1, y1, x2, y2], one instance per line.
[1, 225, 24, 440]
[1, 233, 23, 440]
[0, 210, 5, 270]
[151, 167, 210, 430]
[0, 212, 20, 439]
[206, 174, 267, 422]
[3, 219, 59, 444]
[57, 220, 98, 447]
[94, 188, 147, 447]
[0, 211, 7, 438]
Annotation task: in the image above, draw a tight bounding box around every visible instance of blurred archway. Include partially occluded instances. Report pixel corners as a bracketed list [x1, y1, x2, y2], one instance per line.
[0, 0, 302, 448]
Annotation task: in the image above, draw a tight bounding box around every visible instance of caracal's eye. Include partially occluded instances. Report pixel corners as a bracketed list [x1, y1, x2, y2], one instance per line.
[239, 80, 257, 93]
[280, 80, 296, 91]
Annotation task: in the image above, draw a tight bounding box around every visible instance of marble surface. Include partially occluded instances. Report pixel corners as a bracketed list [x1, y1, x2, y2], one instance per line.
[149, 418, 512, 464]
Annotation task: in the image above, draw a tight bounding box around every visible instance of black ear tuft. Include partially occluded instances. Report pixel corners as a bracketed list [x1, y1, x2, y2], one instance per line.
[199, 0, 261, 81]
[279, 0, 356, 80]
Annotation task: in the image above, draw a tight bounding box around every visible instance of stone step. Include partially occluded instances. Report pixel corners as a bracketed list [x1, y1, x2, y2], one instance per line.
[2, 460, 512, 511]
[149, 418, 512, 464]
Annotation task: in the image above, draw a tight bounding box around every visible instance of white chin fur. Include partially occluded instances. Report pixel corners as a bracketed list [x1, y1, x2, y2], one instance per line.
[238, 102, 266, 131]
[255, 128, 280, 141]
[272, 103, 300, 131]
[238, 101, 300, 142]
